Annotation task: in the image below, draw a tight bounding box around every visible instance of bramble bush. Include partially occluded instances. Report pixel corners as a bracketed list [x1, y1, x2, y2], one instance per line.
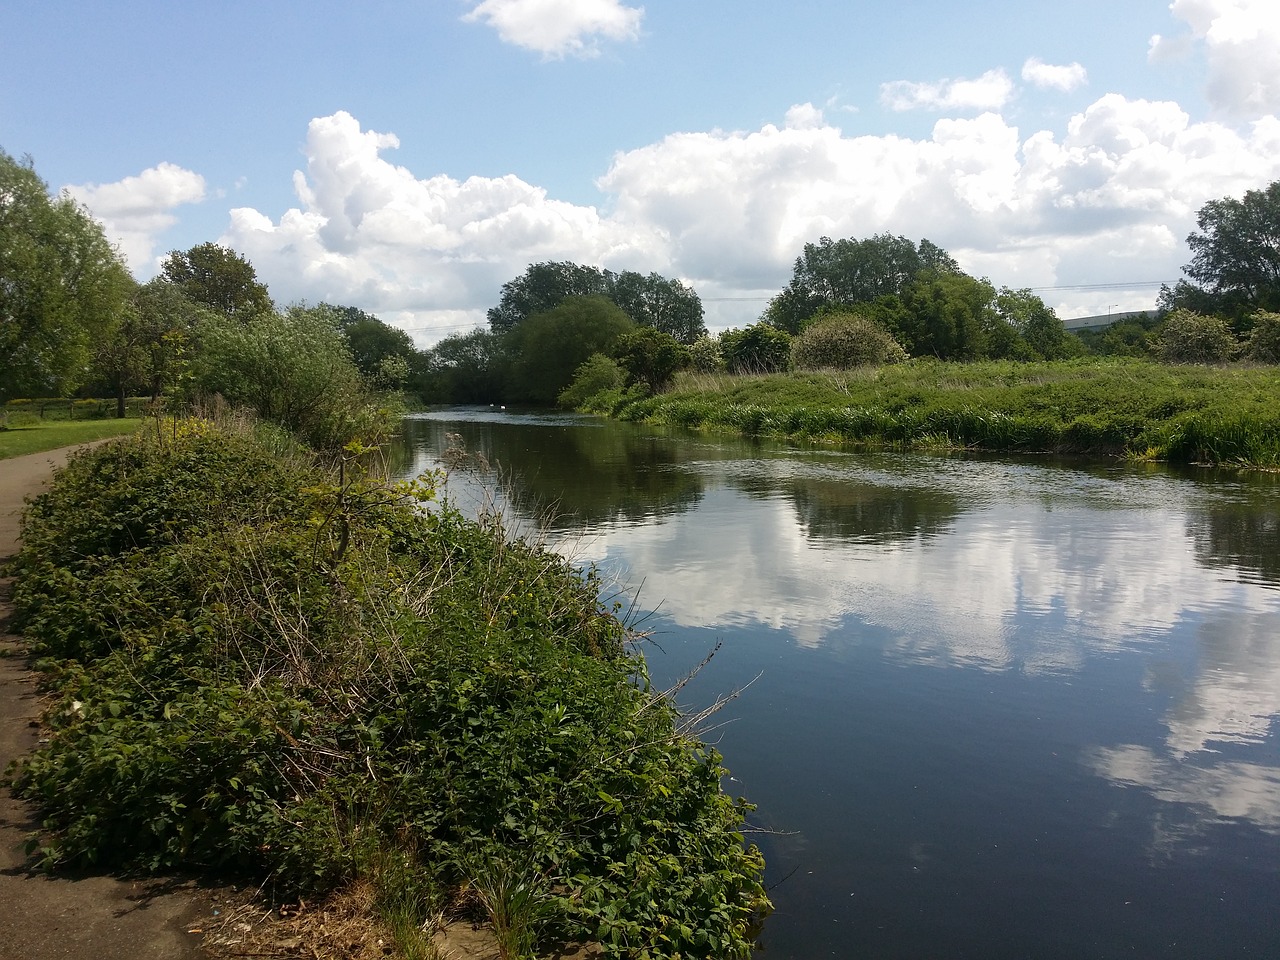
[6, 422, 768, 958]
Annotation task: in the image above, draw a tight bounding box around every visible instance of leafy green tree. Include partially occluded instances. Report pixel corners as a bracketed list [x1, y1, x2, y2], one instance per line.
[422, 328, 509, 403]
[558, 353, 626, 408]
[487, 261, 609, 333]
[719, 322, 792, 374]
[687, 335, 724, 372]
[507, 296, 634, 404]
[790, 311, 908, 370]
[995, 288, 1068, 359]
[1161, 181, 1280, 326]
[613, 326, 690, 394]
[764, 234, 960, 333]
[896, 271, 996, 360]
[0, 150, 133, 398]
[607, 270, 707, 343]
[334, 309, 416, 386]
[191, 304, 372, 446]
[1155, 308, 1238, 364]
[1244, 311, 1280, 363]
[160, 242, 273, 321]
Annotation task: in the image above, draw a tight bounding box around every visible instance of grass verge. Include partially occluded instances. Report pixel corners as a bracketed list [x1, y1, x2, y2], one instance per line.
[0, 418, 143, 459]
[590, 358, 1280, 467]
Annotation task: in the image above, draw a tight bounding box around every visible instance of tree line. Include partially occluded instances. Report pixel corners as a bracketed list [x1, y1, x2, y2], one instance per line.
[6, 143, 1279, 422]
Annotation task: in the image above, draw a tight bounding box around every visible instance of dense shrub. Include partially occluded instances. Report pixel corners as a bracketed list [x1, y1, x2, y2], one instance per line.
[719, 323, 791, 374]
[791, 310, 909, 370]
[1155, 308, 1238, 364]
[7, 424, 768, 958]
[1245, 311, 1280, 363]
[558, 353, 625, 408]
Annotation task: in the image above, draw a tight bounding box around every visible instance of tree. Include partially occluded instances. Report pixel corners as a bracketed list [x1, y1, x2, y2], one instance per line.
[763, 234, 960, 333]
[191, 304, 370, 446]
[896, 271, 996, 360]
[507, 296, 634, 404]
[422, 328, 509, 403]
[487, 261, 609, 333]
[1165, 180, 1280, 326]
[995, 288, 1068, 359]
[790, 311, 908, 370]
[612, 326, 690, 394]
[1155, 308, 1238, 364]
[607, 270, 707, 343]
[333, 309, 417, 386]
[487, 261, 707, 342]
[160, 242, 273, 321]
[0, 150, 133, 398]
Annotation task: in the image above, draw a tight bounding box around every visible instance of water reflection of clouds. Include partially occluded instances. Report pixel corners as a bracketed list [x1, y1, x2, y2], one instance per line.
[568, 484, 1280, 756]
[1087, 745, 1280, 835]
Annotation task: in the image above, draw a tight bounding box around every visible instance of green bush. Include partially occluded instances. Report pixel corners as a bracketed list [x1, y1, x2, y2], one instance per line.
[1155, 308, 1238, 364]
[559, 353, 625, 408]
[791, 310, 909, 370]
[7, 423, 768, 958]
[1245, 310, 1280, 363]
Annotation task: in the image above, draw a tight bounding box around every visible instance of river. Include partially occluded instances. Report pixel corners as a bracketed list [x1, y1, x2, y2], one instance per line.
[392, 407, 1280, 959]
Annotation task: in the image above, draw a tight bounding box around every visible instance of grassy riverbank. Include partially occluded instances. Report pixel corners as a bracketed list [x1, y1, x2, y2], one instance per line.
[4, 421, 767, 959]
[597, 359, 1280, 467]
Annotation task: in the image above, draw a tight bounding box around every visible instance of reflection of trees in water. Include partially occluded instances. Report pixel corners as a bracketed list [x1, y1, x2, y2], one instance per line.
[400, 415, 704, 530]
[785, 477, 960, 545]
[1188, 496, 1280, 588]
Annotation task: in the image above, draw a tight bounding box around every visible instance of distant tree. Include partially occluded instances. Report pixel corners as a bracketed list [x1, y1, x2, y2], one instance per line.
[719, 323, 792, 374]
[1075, 313, 1162, 357]
[487, 262, 609, 333]
[508, 296, 634, 404]
[607, 270, 707, 343]
[613, 326, 690, 394]
[487, 261, 707, 342]
[790, 311, 908, 370]
[1155, 308, 1238, 364]
[995, 288, 1068, 359]
[92, 278, 212, 415]
[160, 242, 273, 321]
[0, 150, 133, 398]
[764, 234, 960, 333]
[334, 309, 416, 386]
[896, 271, 996, 360]
[1162, 181, 1280, 326]
[423, 328, 509, 403]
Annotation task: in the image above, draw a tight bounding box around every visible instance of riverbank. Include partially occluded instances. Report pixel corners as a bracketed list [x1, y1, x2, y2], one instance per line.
[4, 422, 767, 959]
[600, 359, 1280, 467]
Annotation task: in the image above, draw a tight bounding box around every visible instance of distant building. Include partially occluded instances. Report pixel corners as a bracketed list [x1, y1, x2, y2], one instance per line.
[1063, 310, 1151, 332]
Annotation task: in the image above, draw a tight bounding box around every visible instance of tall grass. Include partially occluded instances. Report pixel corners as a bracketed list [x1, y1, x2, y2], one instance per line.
[614, 358, 1280, 466]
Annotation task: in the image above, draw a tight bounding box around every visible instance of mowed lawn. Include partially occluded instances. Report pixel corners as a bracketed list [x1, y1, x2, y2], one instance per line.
[0, 419, 142, 460]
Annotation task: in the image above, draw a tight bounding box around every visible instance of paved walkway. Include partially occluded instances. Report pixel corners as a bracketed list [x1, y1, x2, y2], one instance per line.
[0, 444, 218, 960]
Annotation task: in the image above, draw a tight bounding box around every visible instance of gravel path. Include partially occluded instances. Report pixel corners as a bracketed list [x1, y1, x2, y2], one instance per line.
[0, 444, 220, 960]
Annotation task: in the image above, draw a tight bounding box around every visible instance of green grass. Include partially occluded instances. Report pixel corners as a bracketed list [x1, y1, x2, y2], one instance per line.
[0, 418, 143, 459]
[602, 358, 1280, 467]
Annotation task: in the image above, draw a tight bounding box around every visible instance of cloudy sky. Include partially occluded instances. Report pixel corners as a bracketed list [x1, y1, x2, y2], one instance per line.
[4, 0, 1280, 343]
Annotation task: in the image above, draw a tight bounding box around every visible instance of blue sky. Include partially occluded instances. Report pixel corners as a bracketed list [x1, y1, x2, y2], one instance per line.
[4, 0, 1279, 342]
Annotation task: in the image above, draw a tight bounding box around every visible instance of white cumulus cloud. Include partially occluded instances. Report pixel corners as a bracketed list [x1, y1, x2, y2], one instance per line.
[463, 0, 643, 59]
[1021, 56, 1088, 91]
[880, 68, 1016, 112]
[221, 111, 662, 343]
[1149, 0, 1280, 117]
[64, 162, 206, 271]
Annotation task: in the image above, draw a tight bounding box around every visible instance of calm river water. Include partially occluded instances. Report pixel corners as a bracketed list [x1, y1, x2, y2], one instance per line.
[393, 407, 1280, 959]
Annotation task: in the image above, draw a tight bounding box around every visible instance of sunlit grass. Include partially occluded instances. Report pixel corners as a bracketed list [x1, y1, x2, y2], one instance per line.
[612, 359, 1280, 466]
[0, 418, 142, 459]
